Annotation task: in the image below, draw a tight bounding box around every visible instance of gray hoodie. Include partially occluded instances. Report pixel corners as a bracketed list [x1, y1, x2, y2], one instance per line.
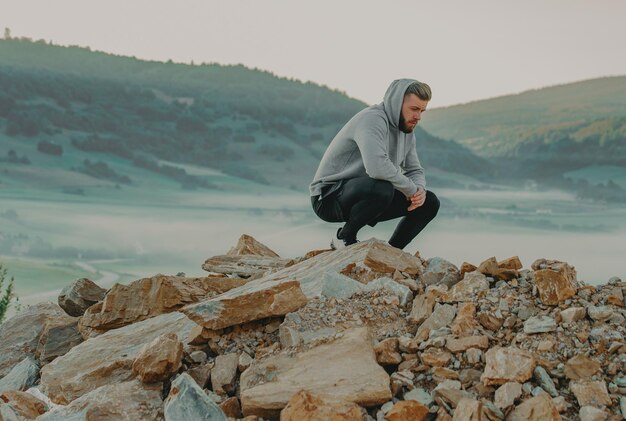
[309, 78, 426, 198]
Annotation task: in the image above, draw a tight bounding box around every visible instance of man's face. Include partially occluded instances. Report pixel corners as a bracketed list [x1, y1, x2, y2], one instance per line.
[399, 93, 428, 133]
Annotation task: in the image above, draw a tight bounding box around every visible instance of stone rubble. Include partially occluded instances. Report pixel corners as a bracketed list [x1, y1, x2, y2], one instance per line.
[0, 235, 623, 420]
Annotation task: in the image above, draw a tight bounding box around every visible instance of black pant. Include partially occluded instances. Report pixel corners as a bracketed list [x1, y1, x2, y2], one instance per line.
[311, 177, 440, 249]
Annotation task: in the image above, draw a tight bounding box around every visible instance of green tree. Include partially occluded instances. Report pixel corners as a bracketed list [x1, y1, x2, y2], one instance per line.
[0, 263, 16, 324]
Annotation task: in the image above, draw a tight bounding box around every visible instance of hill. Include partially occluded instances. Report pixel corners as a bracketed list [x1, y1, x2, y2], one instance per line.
[0, 37, 491, 193]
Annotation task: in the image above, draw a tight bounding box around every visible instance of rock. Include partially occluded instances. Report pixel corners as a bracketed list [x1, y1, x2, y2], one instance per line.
[477, 312, 503, 332]
[36, 314, 83, 364]
[385, 400, 429, 421]
[240, 328, 391, 419]
[362, 241, 424, 276]
[606, 287, 624, 307]
[420, 348, 452, 367]
[564, 354, 602, 380]
[481, 347, 536, 386]
[420, 257, 460, 288]
[189, 350, 207, 364]
[506, 393, 560, 420]
[536, 340, 555, 352]
[182, 279, 307, 330]
[465, 348, 482, 364]
[570, 380, 611, 407]
[559, 307, 586, 323]
[245, 240, 423, 300]
[306, 271, 365, 300]
[211, 353, 239, 396]
[579, 406, 608, 421]
[238, 353, 254, 372]
[227, 234, 280, 257]
[498, 256, 523, 270]
[187, 363, 212, 388]
[403, 388, 434, 407]
[0, 356, 39, 393]
[79, 274, 245, 336]
[0, 391, 48, 420]
[432, 387, 472, 409]
[533, 366, 558, 397]
[441, 271, 489, 303]
[58, 278, 107, 317]
[587, 306, 613, 322]
[202, 235, 291, 278]
[477, 257, 518, 281]
[451, 398, 482, 420]
[459, 262, 477, 278]
[280, 390, 364, 421]
[620, 398, 626, 421]
[164, 372, 227, 421]
[494, 382, 522, 409]
[408, 290, 437, 325]
[132, 332, 183, 383]
[0, 303, 67, 377]
[364, 278, 412, 306]
[40, 311, 196, 404]
[219, 397, 242, 419]
[37, 380, 163, 421]
[0, 404, 20, 421]
[523, 316, 557, 334]
[552, 396, 568, 413]
[416, 304, 456, 336]
[374, 338, 402, 366]
[450, 303, 479, 337]
[445, 336, 489, 353]
[532, 259, 578, 305]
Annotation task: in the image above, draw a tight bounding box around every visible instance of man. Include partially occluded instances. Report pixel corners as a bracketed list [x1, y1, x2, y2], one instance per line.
[309, 78, 440, 250]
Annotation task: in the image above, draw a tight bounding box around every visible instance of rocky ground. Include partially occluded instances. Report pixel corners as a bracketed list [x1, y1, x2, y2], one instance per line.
[0, 234, 624, 421]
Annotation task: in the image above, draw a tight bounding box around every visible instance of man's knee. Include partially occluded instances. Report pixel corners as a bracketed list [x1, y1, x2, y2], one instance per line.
[424, 190, 440, 217]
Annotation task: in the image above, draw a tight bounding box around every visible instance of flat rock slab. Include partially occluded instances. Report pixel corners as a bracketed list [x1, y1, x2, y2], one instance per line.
[79, 274, 245, 336]
[182, 279, 307, 330]
[202, 255, 293, 278]
[0, 303, 67, 377]
[37, 380, 163, 421]
[240, 327, 391, 419]
[0, 390, 48, 420]
[40, 311, 196, 404]
[242, 239, 423, 299]
[481, 347, 536, 386]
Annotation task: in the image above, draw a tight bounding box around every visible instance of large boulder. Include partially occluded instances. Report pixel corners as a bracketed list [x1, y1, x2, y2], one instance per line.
[132, 333, 183, 383]
[182, 279, 307, 330]
[280, 390, 364, 421]
[240, 327, 391, 419]
[78, 274, 245, 337]
[40, 311, 196, 404]
[37, 380, 163, 421]
[57, 278, 106, 317]
[0, 303, 67, 377]
[36, 314, 83, 364]
[0, 356, 39, 393]
[420, 257, 460, 288]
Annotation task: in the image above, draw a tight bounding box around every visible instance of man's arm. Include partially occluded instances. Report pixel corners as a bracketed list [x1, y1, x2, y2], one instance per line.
[353, 116, 418, 197]
[403, 137, 426, 191]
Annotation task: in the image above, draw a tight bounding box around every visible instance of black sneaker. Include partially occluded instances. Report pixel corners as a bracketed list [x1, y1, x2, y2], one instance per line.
[330, 227, 358, 250]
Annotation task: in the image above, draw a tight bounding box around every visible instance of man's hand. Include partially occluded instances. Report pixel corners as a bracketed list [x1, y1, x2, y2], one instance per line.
[407, 187, 426, 211]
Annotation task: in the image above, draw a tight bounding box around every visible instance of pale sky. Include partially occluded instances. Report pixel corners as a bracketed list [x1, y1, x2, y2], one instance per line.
[1, 0, 625, 108]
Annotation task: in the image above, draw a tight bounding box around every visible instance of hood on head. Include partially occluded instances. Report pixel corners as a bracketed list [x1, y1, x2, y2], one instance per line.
[383, 78, 418, 129]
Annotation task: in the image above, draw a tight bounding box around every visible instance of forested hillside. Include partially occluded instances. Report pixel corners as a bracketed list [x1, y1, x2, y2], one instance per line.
[0, 38, 490, 192]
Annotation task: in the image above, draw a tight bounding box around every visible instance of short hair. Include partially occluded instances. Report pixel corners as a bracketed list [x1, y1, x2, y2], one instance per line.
[405, 81, 432, 101]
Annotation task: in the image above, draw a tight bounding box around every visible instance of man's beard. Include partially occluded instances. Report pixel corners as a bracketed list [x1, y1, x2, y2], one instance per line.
[399, 114, 414, 133]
